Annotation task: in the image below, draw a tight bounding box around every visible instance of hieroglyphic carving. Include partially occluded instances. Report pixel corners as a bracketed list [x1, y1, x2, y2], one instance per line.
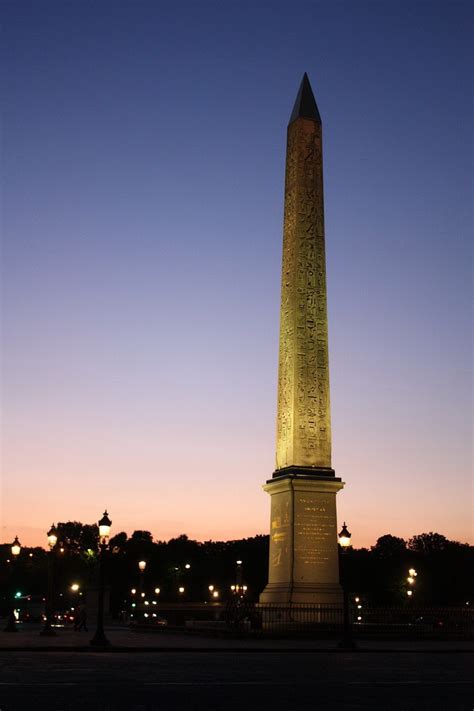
[276, 118, 331, 469]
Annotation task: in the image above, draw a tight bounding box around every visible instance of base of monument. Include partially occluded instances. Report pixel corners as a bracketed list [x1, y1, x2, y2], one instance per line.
[259, 582, 343, 605]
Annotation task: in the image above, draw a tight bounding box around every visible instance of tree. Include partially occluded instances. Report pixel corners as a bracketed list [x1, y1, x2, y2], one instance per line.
[371, 535, 407, 557]
[408, 532, 451, 554]
[129, 531, 153, 544]
[56, 522, 99, 555]
[109, 532, 128, 554]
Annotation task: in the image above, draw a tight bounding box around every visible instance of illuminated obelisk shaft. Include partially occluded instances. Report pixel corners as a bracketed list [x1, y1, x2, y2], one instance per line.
[276, 74, 331, 472]
[260, 74, 344, 605]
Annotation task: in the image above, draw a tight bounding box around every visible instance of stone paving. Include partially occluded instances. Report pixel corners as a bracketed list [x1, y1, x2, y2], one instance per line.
[0, 623, 472, 652]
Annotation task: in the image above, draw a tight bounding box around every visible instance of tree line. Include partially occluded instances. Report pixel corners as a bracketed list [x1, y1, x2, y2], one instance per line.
[0, 526, 472, 616]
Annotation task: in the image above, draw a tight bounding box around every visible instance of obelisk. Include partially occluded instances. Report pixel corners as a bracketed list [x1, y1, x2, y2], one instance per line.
[260, 74, 344, 604]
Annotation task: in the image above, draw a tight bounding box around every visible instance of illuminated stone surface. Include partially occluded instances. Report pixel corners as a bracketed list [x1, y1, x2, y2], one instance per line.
[276, 76, 330, 470]
[260, 74, 344, 605]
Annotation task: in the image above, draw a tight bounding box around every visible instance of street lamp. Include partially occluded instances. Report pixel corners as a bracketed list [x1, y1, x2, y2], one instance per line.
[41, 524, 58, 636]
[338, 523, 352, 550]
[235, 560, 244, 596]
[406, 568, 417, 598]
[11, 537, 21, 557]
[4, 537, 21, 632]
[138, 560, 147, 599]
[338, 522, 357, 650]
[90, 510, 112, 647]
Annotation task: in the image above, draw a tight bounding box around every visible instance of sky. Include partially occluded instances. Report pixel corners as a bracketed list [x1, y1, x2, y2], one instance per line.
[1, 0, 472, 549]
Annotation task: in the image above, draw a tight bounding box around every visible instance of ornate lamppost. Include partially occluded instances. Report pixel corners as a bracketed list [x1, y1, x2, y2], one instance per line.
[4, 536, 21, 632]
[138, 560, 147, 598]
[338, 522, 357, 650]
[90, 510, 112, 647]
[40, 524, 58, 636]
[236, 560, 243, 596]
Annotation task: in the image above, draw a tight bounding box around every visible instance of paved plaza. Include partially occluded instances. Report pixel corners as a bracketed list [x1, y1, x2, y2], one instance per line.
[0, 623, 473, 651]
[0, 626, 472, 710]
[0, 648, 472, 711]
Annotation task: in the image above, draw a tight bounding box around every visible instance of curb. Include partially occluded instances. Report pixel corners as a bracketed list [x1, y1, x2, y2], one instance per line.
[0, 646, 472, 653]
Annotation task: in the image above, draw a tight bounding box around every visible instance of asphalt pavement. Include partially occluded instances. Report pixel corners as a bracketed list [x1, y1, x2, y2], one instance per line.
[0, 649, 473, 711]
[0, 625, 472, 710]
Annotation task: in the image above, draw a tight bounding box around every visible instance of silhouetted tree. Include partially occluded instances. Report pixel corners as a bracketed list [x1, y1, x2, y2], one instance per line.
[372, 534, 407, 557]
[408, 532, 450, 553]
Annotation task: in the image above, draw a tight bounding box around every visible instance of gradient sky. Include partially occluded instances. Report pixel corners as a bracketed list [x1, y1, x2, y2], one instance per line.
[1, 0, 472, 549]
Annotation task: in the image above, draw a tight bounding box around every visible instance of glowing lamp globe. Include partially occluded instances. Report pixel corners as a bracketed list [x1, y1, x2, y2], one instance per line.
[47, 524, 58, 549]
[138, 560, 147, 572]
[338, 522, 352, 551]
[98, 510, 112, 543]
[11, 536, 21, 557]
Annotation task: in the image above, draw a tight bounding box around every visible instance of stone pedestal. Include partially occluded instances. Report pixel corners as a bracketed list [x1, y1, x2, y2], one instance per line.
[259, 473, 344, 604]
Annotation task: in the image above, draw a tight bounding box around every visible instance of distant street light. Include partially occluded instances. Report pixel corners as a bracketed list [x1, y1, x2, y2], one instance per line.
[4, 537, 21, 632]
[406, 568, 417, 599]
[71, 583, 80, 592]
[41, 524, 59, 637]
[138, 560, 147, 598]
[154, 588, 160, 595]
[90, 510, 112, 647]
[178, 587, 185, 594]
[338, 523, 357, 650]
[235, 560, 245, 596]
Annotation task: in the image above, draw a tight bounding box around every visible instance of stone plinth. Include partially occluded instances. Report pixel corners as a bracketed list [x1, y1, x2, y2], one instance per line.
[259, 473, 344, 605]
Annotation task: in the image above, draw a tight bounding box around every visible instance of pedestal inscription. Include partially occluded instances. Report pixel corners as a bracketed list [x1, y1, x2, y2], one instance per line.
[261, 477, 343, 604]
[293, 492, 338, 583]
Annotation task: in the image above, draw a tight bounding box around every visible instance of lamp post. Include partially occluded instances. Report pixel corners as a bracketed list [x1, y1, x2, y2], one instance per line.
[236, 560, 243, 596]
[90, 510, 112, 647]
[40, 524, 58, 636]
[4, 536, 21, 632]
[138, 560, 147, 598]
[338, 522, 357, 650]
[406, 567, 417, 599]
